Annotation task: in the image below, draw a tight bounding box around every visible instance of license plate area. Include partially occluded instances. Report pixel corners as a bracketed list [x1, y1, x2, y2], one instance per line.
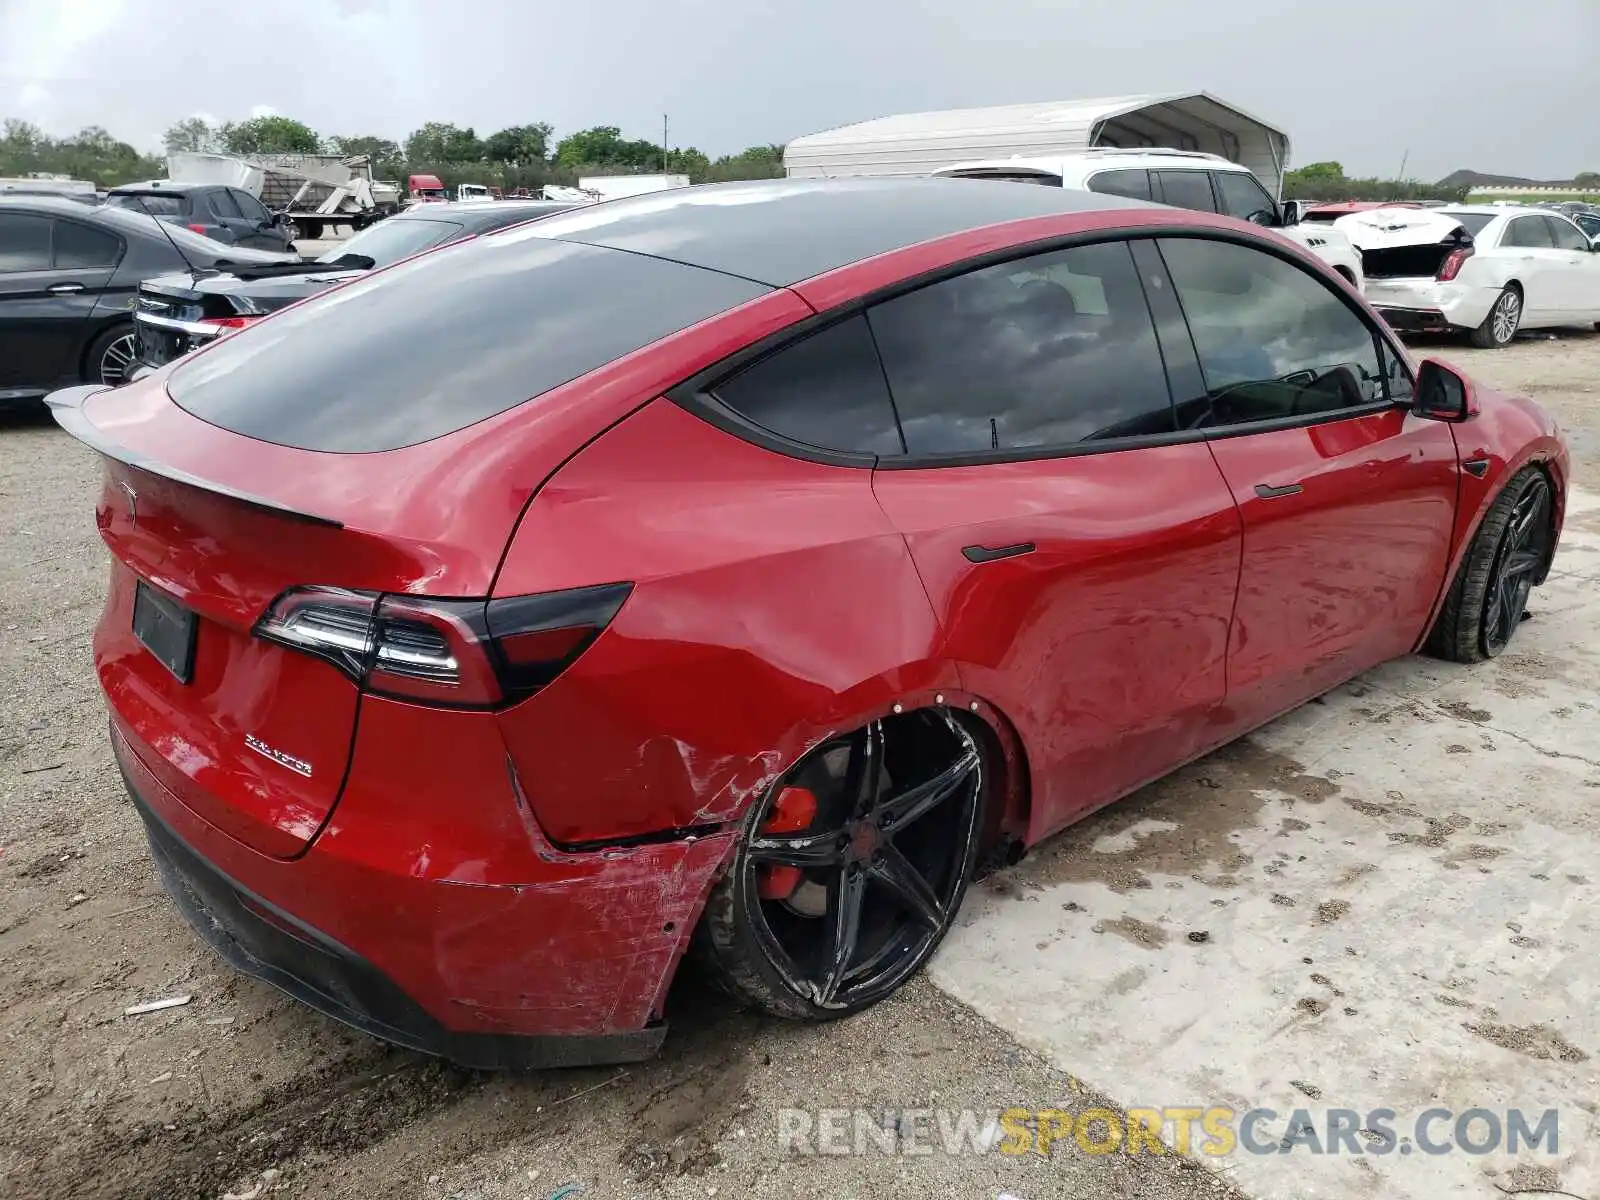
[133, 580, 197, 683]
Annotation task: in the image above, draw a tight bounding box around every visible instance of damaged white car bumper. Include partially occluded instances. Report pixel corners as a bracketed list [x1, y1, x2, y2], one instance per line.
[1362, 278, 1501, 333]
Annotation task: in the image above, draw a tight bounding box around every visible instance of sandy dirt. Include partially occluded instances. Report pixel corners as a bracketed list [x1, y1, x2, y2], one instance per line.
[2, 328, 1597, 1200]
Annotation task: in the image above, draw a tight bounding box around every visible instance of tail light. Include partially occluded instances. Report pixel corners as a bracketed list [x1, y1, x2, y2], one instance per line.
[186, 223, 208, 235]
[1437, 247, 1473, 282]
[254, 583, 632, 709]
[199, 315, 258, 330]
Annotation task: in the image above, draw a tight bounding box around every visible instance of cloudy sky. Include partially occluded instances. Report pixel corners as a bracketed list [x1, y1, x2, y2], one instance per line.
[2, 0, 1595, 181]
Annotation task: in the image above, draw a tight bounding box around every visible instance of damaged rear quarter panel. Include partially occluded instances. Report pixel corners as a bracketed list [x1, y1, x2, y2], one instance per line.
[491, 397, 960, 846]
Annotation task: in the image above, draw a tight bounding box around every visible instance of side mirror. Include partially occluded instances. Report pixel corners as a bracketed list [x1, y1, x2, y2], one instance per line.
[1278, 200, 1302, 227]
[1413, 358, 1478, 422]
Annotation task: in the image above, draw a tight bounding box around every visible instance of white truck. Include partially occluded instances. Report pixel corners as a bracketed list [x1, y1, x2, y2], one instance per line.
[165, 152, 401, 242]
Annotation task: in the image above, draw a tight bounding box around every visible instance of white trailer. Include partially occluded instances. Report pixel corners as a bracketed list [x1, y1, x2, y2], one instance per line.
[576, 173, 691, 201]
[783, 92, 1292, 198]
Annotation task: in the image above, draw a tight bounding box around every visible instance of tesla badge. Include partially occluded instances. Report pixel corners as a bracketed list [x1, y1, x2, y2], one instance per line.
[245, 733, 313, 778]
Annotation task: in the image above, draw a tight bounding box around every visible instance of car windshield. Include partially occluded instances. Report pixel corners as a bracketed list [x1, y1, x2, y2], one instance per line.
[1445, 211, 1497, 237]
[317, 217, 462, 268]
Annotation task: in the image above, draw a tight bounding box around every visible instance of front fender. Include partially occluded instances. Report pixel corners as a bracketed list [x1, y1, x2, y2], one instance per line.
[1416, 393, 1569, 645]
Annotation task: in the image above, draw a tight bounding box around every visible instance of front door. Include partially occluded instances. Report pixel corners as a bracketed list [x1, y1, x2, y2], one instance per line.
[864, 238, 1242, 840]
[1153, 235, 1460, 732]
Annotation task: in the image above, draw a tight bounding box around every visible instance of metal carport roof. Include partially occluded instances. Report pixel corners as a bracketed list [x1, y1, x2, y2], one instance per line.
[784, 92, 1293, 197]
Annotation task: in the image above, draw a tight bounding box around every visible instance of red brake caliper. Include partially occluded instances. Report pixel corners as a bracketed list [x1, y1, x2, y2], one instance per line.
[756, 785, 818, 900]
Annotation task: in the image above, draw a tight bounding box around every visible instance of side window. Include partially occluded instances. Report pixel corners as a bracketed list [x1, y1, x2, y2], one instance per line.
[1502, 217, 1553, 249]
[1380, 340, 1413, 404]
[53, 220, 122, 269]
[1153, 170, 1218, 214]
[234, 190, 271, 222]
[0, 213, 53, 272]
[1577, 214, 1600, 238]
[710, 314, 903, 457]
[1088, 169, 1152, 202]
[1213, 171, 1277, 223]
[208, 189, 242, 219]
[1158, 237, 1386, 428]
[867, 239, 1175, 455]
[1546, 216, 1590, 252]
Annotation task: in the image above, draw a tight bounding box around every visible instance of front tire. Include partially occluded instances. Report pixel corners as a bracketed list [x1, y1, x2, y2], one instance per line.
[693, 708, 987, 1020]
[1469, 286, 1522, 349]
[1425, 467, 1554, 662]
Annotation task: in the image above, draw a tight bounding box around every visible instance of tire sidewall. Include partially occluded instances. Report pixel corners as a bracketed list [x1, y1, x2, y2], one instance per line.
[85, 322, 136, 386]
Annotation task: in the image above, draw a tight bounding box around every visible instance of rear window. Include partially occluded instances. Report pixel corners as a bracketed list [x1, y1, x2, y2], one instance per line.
[318, 217, 461, 267]
[167, 231, 768, 453]
[109, 193, 187, 216]
[1447, 212, 1495, 236]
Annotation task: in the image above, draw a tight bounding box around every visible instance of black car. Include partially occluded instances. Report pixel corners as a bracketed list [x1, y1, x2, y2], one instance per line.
[0, 196, 297, 408]
[133, 199, 577, 369]
[106, 180, 296, 252]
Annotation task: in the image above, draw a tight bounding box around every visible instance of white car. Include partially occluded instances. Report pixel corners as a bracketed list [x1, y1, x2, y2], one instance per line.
[1335, 205, 1600, 348]
[933, 150, 1365, 289]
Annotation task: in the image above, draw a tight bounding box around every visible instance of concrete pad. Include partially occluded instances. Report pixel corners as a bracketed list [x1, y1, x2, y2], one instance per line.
[930, 485, 1600, 1199]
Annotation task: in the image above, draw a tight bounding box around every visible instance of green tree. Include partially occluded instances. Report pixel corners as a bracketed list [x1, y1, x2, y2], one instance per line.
[220, 115, 321, 155]
[666, 146, 710, 182]
[1576, 171, 1600, 185]
[404, 122, 484, 164]
[555, 125, 663, 171]
[484, 123, 553, 165]
[0, 121, 161, 187]
[705, 143, 786, 182]
[163, 117, 221, 154]
[326, 134, 404, 176]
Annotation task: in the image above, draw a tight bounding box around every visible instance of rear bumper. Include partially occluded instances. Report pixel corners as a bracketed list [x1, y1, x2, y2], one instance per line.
[112, 722, 734, 1069]
[1363, 278, 1498, 332]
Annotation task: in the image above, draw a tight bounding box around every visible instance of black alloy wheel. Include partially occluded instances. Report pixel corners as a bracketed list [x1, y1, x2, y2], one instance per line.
[1482, 473, 1553, 656]
[695, 708, 987, 1019]
[1426, 467, 1555, 663]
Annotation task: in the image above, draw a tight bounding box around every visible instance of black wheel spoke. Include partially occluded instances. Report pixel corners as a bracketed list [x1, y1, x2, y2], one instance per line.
[842, 721, 884, 819]
[818, 867, 867, 1005]
[878, 747, 979, 835]
[870, 844, 945, 932]
[748, 831, 843, 868]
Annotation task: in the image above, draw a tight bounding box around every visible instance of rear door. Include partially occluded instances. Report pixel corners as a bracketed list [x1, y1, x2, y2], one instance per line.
[1499, 215, 1562, 320]
[0, 212, 121, 392]
[1153, 234, 1459, 732]
[865, 238, 1242, 839]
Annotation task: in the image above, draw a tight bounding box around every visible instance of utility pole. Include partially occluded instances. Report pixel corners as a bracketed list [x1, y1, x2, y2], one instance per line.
[663, 114, 669, 173]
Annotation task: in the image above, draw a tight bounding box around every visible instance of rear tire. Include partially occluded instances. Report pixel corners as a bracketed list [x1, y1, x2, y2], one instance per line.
[692, 708, 988, 1020]
[1425, 467, 1554, 662]
[84, 323, 138, 387]
[1468, 286, 1521, 349]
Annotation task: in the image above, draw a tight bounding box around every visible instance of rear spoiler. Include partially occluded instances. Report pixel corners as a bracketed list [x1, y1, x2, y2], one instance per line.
[46, 385, 344, 529]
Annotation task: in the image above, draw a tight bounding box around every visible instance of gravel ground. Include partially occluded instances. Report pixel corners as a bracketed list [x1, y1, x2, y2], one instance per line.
[2, 328, 1597, 1200]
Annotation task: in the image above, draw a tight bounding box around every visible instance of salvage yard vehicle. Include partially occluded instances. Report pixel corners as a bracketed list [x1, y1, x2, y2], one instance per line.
[47, 178, 1568, 1067]
[1336, 205, 1600, 347]
[935, 150, 1367, 289]
[132, 199, 576, 369]
[0, 196, 294, 407]
[106, 180, 297, 253]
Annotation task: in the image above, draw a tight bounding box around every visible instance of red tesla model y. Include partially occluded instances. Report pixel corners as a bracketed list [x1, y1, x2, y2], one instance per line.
[52, 178, 1568, 1068]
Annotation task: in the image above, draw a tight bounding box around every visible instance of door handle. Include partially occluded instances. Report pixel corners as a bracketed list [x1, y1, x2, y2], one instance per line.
[46, 282, 85, 295]
[962, 542, 1036, 564]
[1254, 482, 1303, 499]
